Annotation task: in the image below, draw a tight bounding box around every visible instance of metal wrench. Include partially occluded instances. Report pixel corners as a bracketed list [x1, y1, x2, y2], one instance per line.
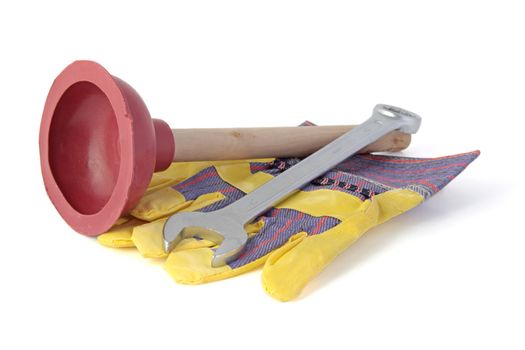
[163, 104, 422, 266]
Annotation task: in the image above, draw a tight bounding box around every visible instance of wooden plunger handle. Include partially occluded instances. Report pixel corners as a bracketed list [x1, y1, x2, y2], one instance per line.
[171, 125, 410, 162]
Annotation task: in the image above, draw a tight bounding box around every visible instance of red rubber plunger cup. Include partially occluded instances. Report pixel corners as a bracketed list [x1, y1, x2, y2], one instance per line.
[39, 61, 175, 235]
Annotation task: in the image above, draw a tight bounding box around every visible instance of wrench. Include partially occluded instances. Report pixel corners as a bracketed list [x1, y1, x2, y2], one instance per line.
[163, 104, 421, 266]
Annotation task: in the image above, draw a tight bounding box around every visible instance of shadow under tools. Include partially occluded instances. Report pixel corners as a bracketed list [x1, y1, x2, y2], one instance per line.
[299, 177, 502, 299]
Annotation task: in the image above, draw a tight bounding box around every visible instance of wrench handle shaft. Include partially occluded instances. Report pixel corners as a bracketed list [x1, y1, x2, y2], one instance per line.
[220, 112, 409, 224]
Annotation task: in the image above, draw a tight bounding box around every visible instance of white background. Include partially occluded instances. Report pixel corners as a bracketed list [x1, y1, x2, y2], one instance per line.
[0, 1, 523, 349]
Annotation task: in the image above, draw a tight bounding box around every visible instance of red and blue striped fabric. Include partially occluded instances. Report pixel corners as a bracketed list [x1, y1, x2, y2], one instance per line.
[171, 150, 479, 268]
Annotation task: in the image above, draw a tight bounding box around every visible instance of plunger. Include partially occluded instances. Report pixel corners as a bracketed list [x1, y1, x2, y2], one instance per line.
[39, 60, 411, 236]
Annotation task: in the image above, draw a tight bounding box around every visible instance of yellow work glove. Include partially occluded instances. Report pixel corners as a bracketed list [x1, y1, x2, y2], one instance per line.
[98, 151, 479, 301]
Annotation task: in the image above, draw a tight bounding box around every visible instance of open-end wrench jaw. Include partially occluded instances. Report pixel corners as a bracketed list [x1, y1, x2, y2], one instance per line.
[163, 211, 248, 267]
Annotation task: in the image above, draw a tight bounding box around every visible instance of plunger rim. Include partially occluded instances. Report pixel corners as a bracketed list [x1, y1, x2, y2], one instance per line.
[40, 61, 135, 235]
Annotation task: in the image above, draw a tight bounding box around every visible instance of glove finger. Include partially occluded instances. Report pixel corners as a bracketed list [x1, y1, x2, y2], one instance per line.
[262, 189, 423, 301]
[97, 217, 146, 248]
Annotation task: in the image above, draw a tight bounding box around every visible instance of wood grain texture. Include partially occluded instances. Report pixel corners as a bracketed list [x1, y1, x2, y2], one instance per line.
[172, 125, 411, 161]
